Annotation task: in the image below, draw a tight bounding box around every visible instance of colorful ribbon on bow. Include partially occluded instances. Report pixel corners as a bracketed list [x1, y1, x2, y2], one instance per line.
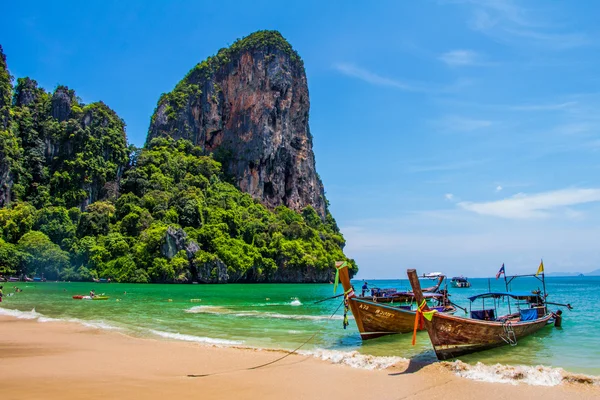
[412, 300, 438, 345]
[333, 261, 348, 294]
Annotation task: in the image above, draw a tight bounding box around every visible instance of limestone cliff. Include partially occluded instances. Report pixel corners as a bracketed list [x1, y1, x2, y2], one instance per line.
[147, 31, 327, 218]
[0, 45, 18, 207]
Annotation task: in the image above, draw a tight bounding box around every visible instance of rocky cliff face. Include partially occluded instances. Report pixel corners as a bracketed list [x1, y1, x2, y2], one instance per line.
[51, 86, 73, 122]
[0, 45, 17, 207]
[147, 31, 326, 218]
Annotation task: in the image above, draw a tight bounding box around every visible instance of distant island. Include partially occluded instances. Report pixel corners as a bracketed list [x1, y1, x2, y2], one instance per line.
[545, 269, 600, 277]
[0, 31, 357, 283]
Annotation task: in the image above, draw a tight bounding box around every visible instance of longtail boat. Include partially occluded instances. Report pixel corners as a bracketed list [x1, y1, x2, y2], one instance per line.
[335, 261, 456, 340]
[359, 273, 446, 303]
[407, 268, 556, 360]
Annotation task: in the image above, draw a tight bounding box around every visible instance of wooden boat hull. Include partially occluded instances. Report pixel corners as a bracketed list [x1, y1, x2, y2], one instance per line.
[422, 311, 552, 360]
[348, 297, 420, 339]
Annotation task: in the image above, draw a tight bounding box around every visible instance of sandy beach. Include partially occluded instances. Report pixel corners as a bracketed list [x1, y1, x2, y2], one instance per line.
[0, 316, 598, 400]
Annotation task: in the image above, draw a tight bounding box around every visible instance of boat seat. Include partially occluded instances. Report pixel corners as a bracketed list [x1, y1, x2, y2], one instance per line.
[471, 309, 496, 321]
[519, 308, 539, 321]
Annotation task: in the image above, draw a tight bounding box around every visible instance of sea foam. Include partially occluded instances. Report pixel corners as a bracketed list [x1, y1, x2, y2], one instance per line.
[443, 360, 600, 387]
[148, 329, 243, 346]
[185, 305, 230, 314]
[0, 307, 121, 331]
[184, 306, 350, 321]
[300, 349, 406, 370]
[0, 307, 41, 319]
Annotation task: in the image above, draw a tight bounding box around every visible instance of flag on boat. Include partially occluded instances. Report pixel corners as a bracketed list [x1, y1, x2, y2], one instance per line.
[496, 263, 505, 279]
[535, 259, 544, 276]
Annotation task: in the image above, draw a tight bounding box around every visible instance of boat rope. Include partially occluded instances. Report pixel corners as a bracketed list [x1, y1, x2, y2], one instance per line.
[313, 292, 345, 304]
[187, 299, 345, 378]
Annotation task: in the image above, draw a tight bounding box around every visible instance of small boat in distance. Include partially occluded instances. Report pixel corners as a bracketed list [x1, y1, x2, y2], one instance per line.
[407, 268, 564, 360]
[450, 276, 471, 288]
[73, 295, 109, 300]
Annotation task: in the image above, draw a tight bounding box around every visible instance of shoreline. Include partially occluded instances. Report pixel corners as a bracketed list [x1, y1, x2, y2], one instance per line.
[0, 315, 598, 400]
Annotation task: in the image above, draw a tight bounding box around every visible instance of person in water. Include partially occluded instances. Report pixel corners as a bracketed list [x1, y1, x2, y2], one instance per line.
[361, 281, 368, 297]
[89, 290, 96, 298]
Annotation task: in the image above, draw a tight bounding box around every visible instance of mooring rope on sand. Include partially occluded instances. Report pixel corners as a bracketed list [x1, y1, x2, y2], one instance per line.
[187, 300, 345, 378]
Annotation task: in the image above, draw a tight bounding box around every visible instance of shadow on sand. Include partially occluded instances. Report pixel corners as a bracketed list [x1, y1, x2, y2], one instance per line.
[388, 351, 438, 375]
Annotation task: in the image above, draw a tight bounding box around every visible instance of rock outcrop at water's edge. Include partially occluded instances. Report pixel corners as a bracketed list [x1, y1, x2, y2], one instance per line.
[147, 30, 327, 219]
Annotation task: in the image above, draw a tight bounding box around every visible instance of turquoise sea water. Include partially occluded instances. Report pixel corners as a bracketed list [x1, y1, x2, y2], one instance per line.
[1, 276, 598, 377]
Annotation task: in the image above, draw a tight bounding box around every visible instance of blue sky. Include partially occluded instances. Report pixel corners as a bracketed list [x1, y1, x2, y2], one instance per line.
[3, 0, 600, 278]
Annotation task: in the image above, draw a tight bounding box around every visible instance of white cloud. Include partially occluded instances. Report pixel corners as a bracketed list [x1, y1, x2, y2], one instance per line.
[333, 63, 423, 92]
[458, 188, 600, 219]
[445, 193, 454, 201]
[565, 208, 584, 220]
[495, 185, 503, 192]
[509, 101, 578, 111]
[439, 50, 485, 66]
[455, 0, 590, 50]
[332, 63, 469, 94]
[504, 29, 589, 50]
[435, 115, 493, 132]
[407, 158, 488, 173]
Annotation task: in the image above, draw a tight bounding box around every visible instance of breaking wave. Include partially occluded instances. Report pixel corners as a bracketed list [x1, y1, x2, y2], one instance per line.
[185, 306, 230, 314]
[443, 360, 600, 386]
[0, 307, 42, 319]
[0, 307, 121, 331]
[184, 306, 348, 320]
[300, 349, 406, 370]
[148, 329, 243, 346]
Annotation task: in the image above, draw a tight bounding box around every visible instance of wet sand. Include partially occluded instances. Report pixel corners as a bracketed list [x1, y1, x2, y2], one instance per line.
[0, 316, 598, 400]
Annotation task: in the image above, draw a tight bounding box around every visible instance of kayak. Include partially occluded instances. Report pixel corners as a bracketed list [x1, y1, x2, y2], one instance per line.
[72, 295, 109, 300]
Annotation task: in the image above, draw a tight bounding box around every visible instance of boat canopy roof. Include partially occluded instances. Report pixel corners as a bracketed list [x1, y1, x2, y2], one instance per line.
[468, 291, 541, 302]
[451, 277, 469, 281]
[387, 292, 444, 298]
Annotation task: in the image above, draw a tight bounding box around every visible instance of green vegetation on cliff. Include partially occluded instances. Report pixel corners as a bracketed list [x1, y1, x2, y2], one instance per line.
[0, 137, 356, 282]
[8, 77, 129, 209]
[0, 34, 357, 283]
